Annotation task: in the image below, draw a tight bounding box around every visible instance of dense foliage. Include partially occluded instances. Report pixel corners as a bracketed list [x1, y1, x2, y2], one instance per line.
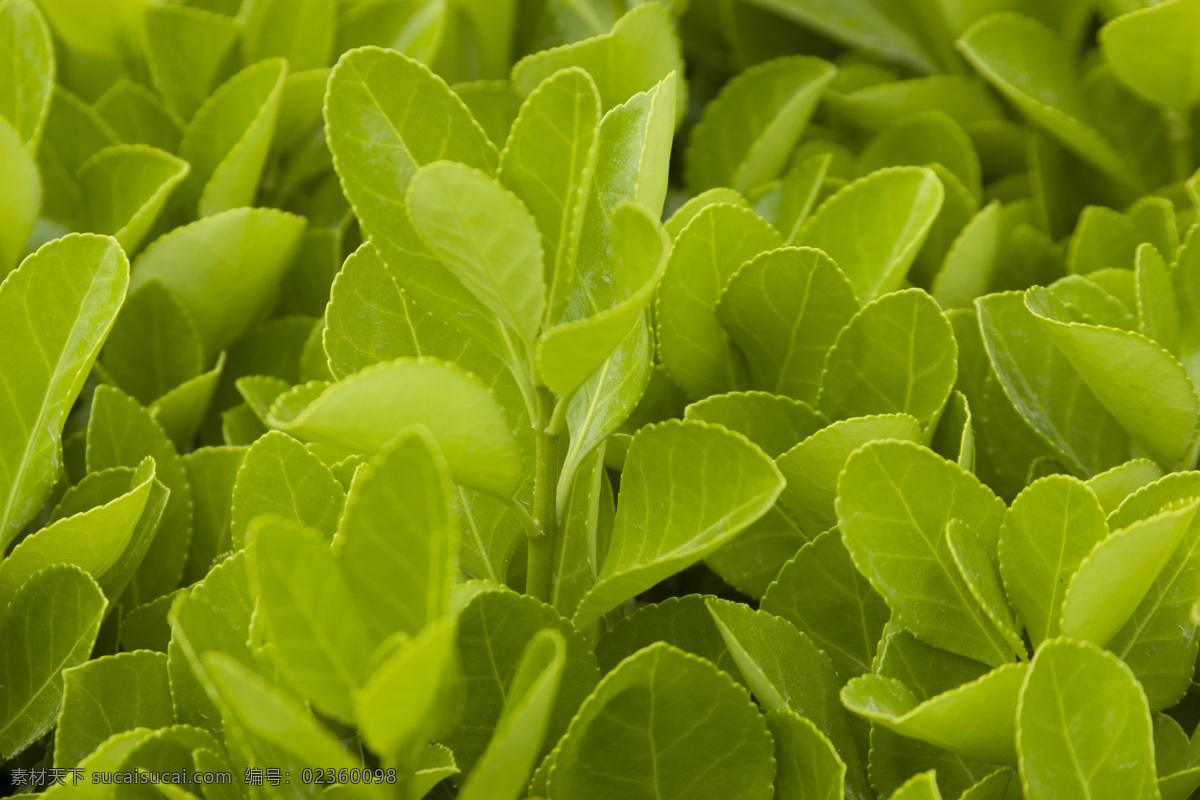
[4, 0, 1200, 798]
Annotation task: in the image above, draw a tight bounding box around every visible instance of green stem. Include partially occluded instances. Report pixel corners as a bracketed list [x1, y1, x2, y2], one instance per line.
[1167, 107, 1194, 184]
[526, 386, 559, 603]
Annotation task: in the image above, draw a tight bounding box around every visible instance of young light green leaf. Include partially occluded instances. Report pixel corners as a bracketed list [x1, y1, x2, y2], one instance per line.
[818, 288, 957, 430]
[325, 46, 507, 356]
[101, 280, 204, 408]
[77, 145, 190, 255]
[407, 161, 546, 346]
[762, 529, 891, 682]
[144, 5, 240, 121]
[335, 430, 458, 641]
[267, 358, 522, 497]
[997, 475, 1108, 646]
[55, 651, 174, 769]
[0, 0, 53, 147]
[446, 588, 600, 774]
[179, 58, 287, 217]
[36, 87, 118, 229]
[1136, 244, 1180, 353]
[1017, 638, 1157, 800]
[776, 413, 922, 535]
[1100, 0, 1200, 110]
[538, 202, 669, 397]
[957, 13, 1142, 192]
[248, 517, 376, 724]
[131, 207, 306, 361]
[1060, 500, 1198, 646]
[0, 458, 156, 608]
[945, 519, 1025, 659]
[457, 629, 567, 800]
[181, 446, 244, 582]
[716, 246, 860, 405]
[837, 440, 1015, 666]
[887, 771, 942, 800]
[0, 565, 106, 760]
[546, 643, 775, 800]
[230, 431, 346, 547]
[841, 664, 1025, 765]
[242, 0, 334, 70]
[932, 201, 1002, 310]
[1086, 459, 1163, 514]
[796, 167, 944, 301]
[686, 55, 837, 194]
[768, 708, 847, 800]
[1025, 286, 1200, 470]
[149, 352, 225, 449]
[512, 3, 685, 114]
[573, 420, 784, 627]
[0, 234, 128, 551]
[0, 113, 38, 275]
[498, 68, 601, 325]
[684, 391, 826, 459]
[456, 80, 523, 147]
[656, 203, 782, 400]
[860, 111, 983, 202]
[665, 188, 747, 240]
[93, 80, 182, 153]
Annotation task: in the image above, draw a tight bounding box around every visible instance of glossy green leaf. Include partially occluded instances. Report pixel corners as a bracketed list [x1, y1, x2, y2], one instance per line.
[0, 234, 128, 551]
[77, 145, 190, 254]
[0, 113, 38, 275]
[1085, 459, 1163, 514]
[657, 203, 782, 399]
[837, 440, 1015, 666]
[267, 358, 522, 497]
[149, 352, 225, 449]
[860, 111, 983, 202]
[687, 55, 836, 194]
[0, 565, 105, 760]
[716, 246, 860, 404]
[229, 430, 346, 547]
[512, 3, 684, 114]
[546, 643, 775, 800]
[498, 68, 601, 326]
[841, 664, 1024, 765]
[887, 771, 942, 800]
[1017, 638, 1157, 800]
[0, 0, 53, 147]
[768, 708, 846, 800]
[593, 594, 742, 677]
[180, 446, 244, 583]
[944, 518, 1025, 658]
[1101, 0, 1200, 110]
[685, 391, 826, 459]
[336, 430, 458, 641]
[997, 475, 1108, 646]
[131, 207, 306, 361]
[55, 651, 174, 768]
[796, 167, 944, 301]
[573, 420, 784, 626]
[932, 201, 1002, 310]
[818, 288, 957, 430]
[178, 58, 287, 217]
[1136, 243, 1180, 354]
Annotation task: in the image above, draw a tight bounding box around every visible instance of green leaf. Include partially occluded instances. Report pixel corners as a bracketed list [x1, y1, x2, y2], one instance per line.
[759, 154, 833, 245]
[325, 46, 507, 356]
[841, 663, 1025, 765]
[86, 386, 193, 606]
[716, 246, 860, 405]
[0, 234, 128, 551]
[705, 598, 869, 799]
[457, 629, 567, 800]
[229, 430, 346, 548]
[149, 352, 226, 449]
[837, 440, 1015, 666]
[818, 288, 957, 430]
[512, 3, 685, 114]
[796, 167, 944, 301]
[997, 475, 1108, 646]
[976, 291, 1131, 476]
[1136, 243, 1180, 353]
[0, 565, 106, 760]
[768, 708, 846, 800]
[77, 145, 190, 255]
[594, 594, 743, 678]
[1025, 286, 1200, 470]
[685, 391, 826, 459]
[0, 0, 52, 147]
[131, 208, 306, 361]
[686, 55, 836, 194]
[762, 529, 891, 682]
[827, 75, 1005, 132]
[776, 414, 922, 537]
[0, 457, 156, 608]
[944, 518, 1025, 659]
[248, 517, 376, 724]
[181, 446, 245, 583]
[93, 80, 182, 153]
[538, 202, 669, 397]
[55, 651, 174, 768]
[887, 771, 942, 800]
[656, 203, 782, 400]
[1060, 500, 1198, 646]
[498, 68, 601, 326]
[546, 643, 775, 800]
[573, 420, 784, 626]
[446, 588, 600, 774]
[242, 0, 334, 70]
[335, 430, 458, 641]
[1085, 458, 1162, 514]
[178, 58, 287, 217]
[0, 113, 38, 275]
[456, 80, 524, 147]
[860, 111, 983, 203]
[267, 358, 523, 497]
[932, 201, 1002, 310]
[1017, 638, 1157, 800]
[956, 13, 1142, 192]
[1100, 0, 1200, 110]
[37, 87, 117, 228]
[144, 5, 240, 121]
